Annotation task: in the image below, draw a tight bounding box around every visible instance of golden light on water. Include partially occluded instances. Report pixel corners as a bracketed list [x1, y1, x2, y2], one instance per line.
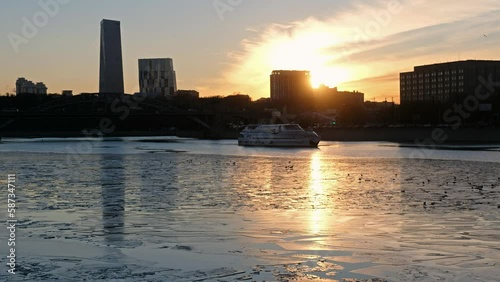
[308, 152, 336, 235]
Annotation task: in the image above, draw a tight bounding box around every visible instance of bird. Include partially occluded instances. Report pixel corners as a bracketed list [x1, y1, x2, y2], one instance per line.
[483, 34, 488, 38]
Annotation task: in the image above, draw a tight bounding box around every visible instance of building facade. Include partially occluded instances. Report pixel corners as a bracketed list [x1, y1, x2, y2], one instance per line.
[138, 58, 177, 97]
[270, 70, 313, 108]
[400, 60, 500, 104]
[16, 77, 47, 95]
[99, 19, 124, 94]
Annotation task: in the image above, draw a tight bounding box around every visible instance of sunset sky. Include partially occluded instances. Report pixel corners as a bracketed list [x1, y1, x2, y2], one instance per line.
[2, 0, 500, 103]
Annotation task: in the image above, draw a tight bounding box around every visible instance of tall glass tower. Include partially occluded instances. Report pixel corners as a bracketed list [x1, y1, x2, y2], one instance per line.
[99, 19, 124, 94]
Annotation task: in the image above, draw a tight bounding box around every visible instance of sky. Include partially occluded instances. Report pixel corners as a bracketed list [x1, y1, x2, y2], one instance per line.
[2, 0, 500, 103]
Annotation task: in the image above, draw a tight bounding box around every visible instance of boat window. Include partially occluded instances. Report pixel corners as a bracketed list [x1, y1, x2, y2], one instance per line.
[284, 124, 302, 130]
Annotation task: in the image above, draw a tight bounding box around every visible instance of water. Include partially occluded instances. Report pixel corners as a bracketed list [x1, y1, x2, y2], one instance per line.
[0, 137, 499, 281]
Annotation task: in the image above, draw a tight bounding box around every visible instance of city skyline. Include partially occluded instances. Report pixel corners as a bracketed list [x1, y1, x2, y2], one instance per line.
[2, 0, 500, 102]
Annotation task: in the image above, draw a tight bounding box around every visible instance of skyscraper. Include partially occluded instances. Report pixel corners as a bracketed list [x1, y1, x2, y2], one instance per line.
[138, 58, 177, 97]
[99, 19, 124, 94]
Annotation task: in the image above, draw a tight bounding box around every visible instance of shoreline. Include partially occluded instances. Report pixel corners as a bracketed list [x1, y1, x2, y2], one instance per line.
[2, 127, 500, 144]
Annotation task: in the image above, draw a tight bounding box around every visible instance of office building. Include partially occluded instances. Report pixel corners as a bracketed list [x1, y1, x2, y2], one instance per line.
[270, 70, 313, 107]
[138, 58, 177, 97]
[99, 19, 124, 94]
[400, 60, 500, 104]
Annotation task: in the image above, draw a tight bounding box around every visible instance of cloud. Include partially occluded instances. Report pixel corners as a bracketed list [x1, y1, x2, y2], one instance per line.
[201, 0, 500, 101]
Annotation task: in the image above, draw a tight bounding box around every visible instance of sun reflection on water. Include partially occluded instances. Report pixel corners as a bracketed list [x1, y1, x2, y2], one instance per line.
[308, 152, 337, 235]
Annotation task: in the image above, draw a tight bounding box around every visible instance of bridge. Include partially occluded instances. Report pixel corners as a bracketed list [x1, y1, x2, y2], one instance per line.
[0, 95, 214, 132]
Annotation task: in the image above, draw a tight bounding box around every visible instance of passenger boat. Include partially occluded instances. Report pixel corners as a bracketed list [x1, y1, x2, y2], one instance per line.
[238, 124, 320, 148]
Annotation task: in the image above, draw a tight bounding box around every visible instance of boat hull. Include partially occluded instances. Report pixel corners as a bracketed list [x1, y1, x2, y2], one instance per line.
[238, 137, 320, 148]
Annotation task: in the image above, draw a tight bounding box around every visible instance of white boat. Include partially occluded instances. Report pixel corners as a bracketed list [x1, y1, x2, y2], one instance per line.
[238, 124, 320, 148]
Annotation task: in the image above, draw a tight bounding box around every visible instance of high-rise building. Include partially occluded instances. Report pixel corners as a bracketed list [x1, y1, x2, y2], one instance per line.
[138, 58, 177, 97]
[270, 70, 313, 108]
[99, 19, 124, 94]
[16, 77, 47, 95]
[400, 60, 500, 104]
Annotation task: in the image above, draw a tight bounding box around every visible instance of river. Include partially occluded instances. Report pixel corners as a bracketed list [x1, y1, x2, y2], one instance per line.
[0, 137, 499, 281]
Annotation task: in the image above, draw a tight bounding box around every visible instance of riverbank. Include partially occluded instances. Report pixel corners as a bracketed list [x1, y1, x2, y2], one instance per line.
[2, 127, 500, 143]
[315, 126, 500, 143]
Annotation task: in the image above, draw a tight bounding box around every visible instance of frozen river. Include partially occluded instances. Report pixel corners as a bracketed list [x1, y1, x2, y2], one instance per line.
[0, 137, 499, 281]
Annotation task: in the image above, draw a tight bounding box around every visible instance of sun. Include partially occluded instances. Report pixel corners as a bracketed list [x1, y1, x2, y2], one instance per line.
[266, 29, 352, 89]
[310, 67, 351, 89]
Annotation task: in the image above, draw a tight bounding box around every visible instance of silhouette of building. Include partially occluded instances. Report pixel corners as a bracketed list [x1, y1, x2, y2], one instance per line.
[314, 85, 364, 110]
[99, 19, 124, 94]
[175, 90, 199, 99]
[270, 70, 313, 109]
[16, 77, 47, 95]
[400, 60, 500, 104]
[62, 90, 73, 97]
[138, 58, 177, 97]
